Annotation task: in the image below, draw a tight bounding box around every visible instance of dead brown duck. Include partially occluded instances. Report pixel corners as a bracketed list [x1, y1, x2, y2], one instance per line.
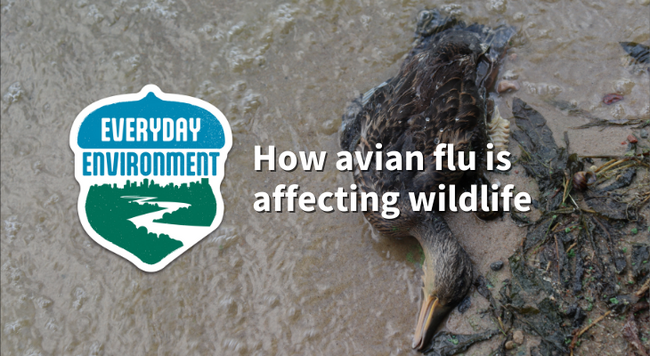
[340, 10, 514, 351]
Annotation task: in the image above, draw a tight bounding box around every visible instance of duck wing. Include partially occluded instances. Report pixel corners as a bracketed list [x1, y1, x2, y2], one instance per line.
[356, 30, 489, 199]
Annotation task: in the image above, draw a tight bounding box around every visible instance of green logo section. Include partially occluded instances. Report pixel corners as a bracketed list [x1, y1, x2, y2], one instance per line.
[85, 179, 216, 264]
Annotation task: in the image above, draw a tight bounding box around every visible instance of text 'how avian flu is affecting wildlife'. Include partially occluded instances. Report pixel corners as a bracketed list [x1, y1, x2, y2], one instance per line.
[252, 145, 532, 218]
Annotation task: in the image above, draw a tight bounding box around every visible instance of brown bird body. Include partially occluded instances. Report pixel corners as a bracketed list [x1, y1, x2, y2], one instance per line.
[340, 10, 514, 351]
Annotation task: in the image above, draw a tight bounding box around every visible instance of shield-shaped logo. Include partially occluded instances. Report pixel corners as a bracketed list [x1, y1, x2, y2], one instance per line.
[70, 85, 232, 272]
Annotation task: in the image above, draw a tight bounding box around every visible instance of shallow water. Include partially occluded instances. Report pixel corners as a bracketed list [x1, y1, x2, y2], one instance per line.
[1, 0, 649, 355]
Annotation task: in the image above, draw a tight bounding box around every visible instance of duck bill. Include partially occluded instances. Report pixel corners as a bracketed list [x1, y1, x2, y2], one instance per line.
[411, 296, 451, 350]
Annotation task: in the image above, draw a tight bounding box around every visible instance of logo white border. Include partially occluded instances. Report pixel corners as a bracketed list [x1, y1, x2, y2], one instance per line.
[70, 85, 232, 272]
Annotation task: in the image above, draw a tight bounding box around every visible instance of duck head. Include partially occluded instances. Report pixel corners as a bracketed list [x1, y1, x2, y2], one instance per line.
[410, 215, 474, 351]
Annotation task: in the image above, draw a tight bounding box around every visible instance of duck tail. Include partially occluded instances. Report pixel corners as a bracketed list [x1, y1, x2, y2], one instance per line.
[416, 9, 517, 64]
[463, 23, 517, 62]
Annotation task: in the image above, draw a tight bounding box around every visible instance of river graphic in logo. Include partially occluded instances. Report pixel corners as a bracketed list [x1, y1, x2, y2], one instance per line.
[70, 85, 232, 272]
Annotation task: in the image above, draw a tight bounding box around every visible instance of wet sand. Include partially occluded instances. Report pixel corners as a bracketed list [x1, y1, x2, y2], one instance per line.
[2, 0, 649, 355]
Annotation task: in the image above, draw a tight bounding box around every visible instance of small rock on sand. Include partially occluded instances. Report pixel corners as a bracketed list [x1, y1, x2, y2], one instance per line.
[513, 330, 524, 344]
[628, 134, 638, 144]
[490, 261, 504, 271]
[497, 80, 520, 93]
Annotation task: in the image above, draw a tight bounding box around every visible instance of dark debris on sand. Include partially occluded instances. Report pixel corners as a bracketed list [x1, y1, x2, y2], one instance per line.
[425, 98, 649, 355]
[621, 42, 650, 65]
[501, 98, 649, 355]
